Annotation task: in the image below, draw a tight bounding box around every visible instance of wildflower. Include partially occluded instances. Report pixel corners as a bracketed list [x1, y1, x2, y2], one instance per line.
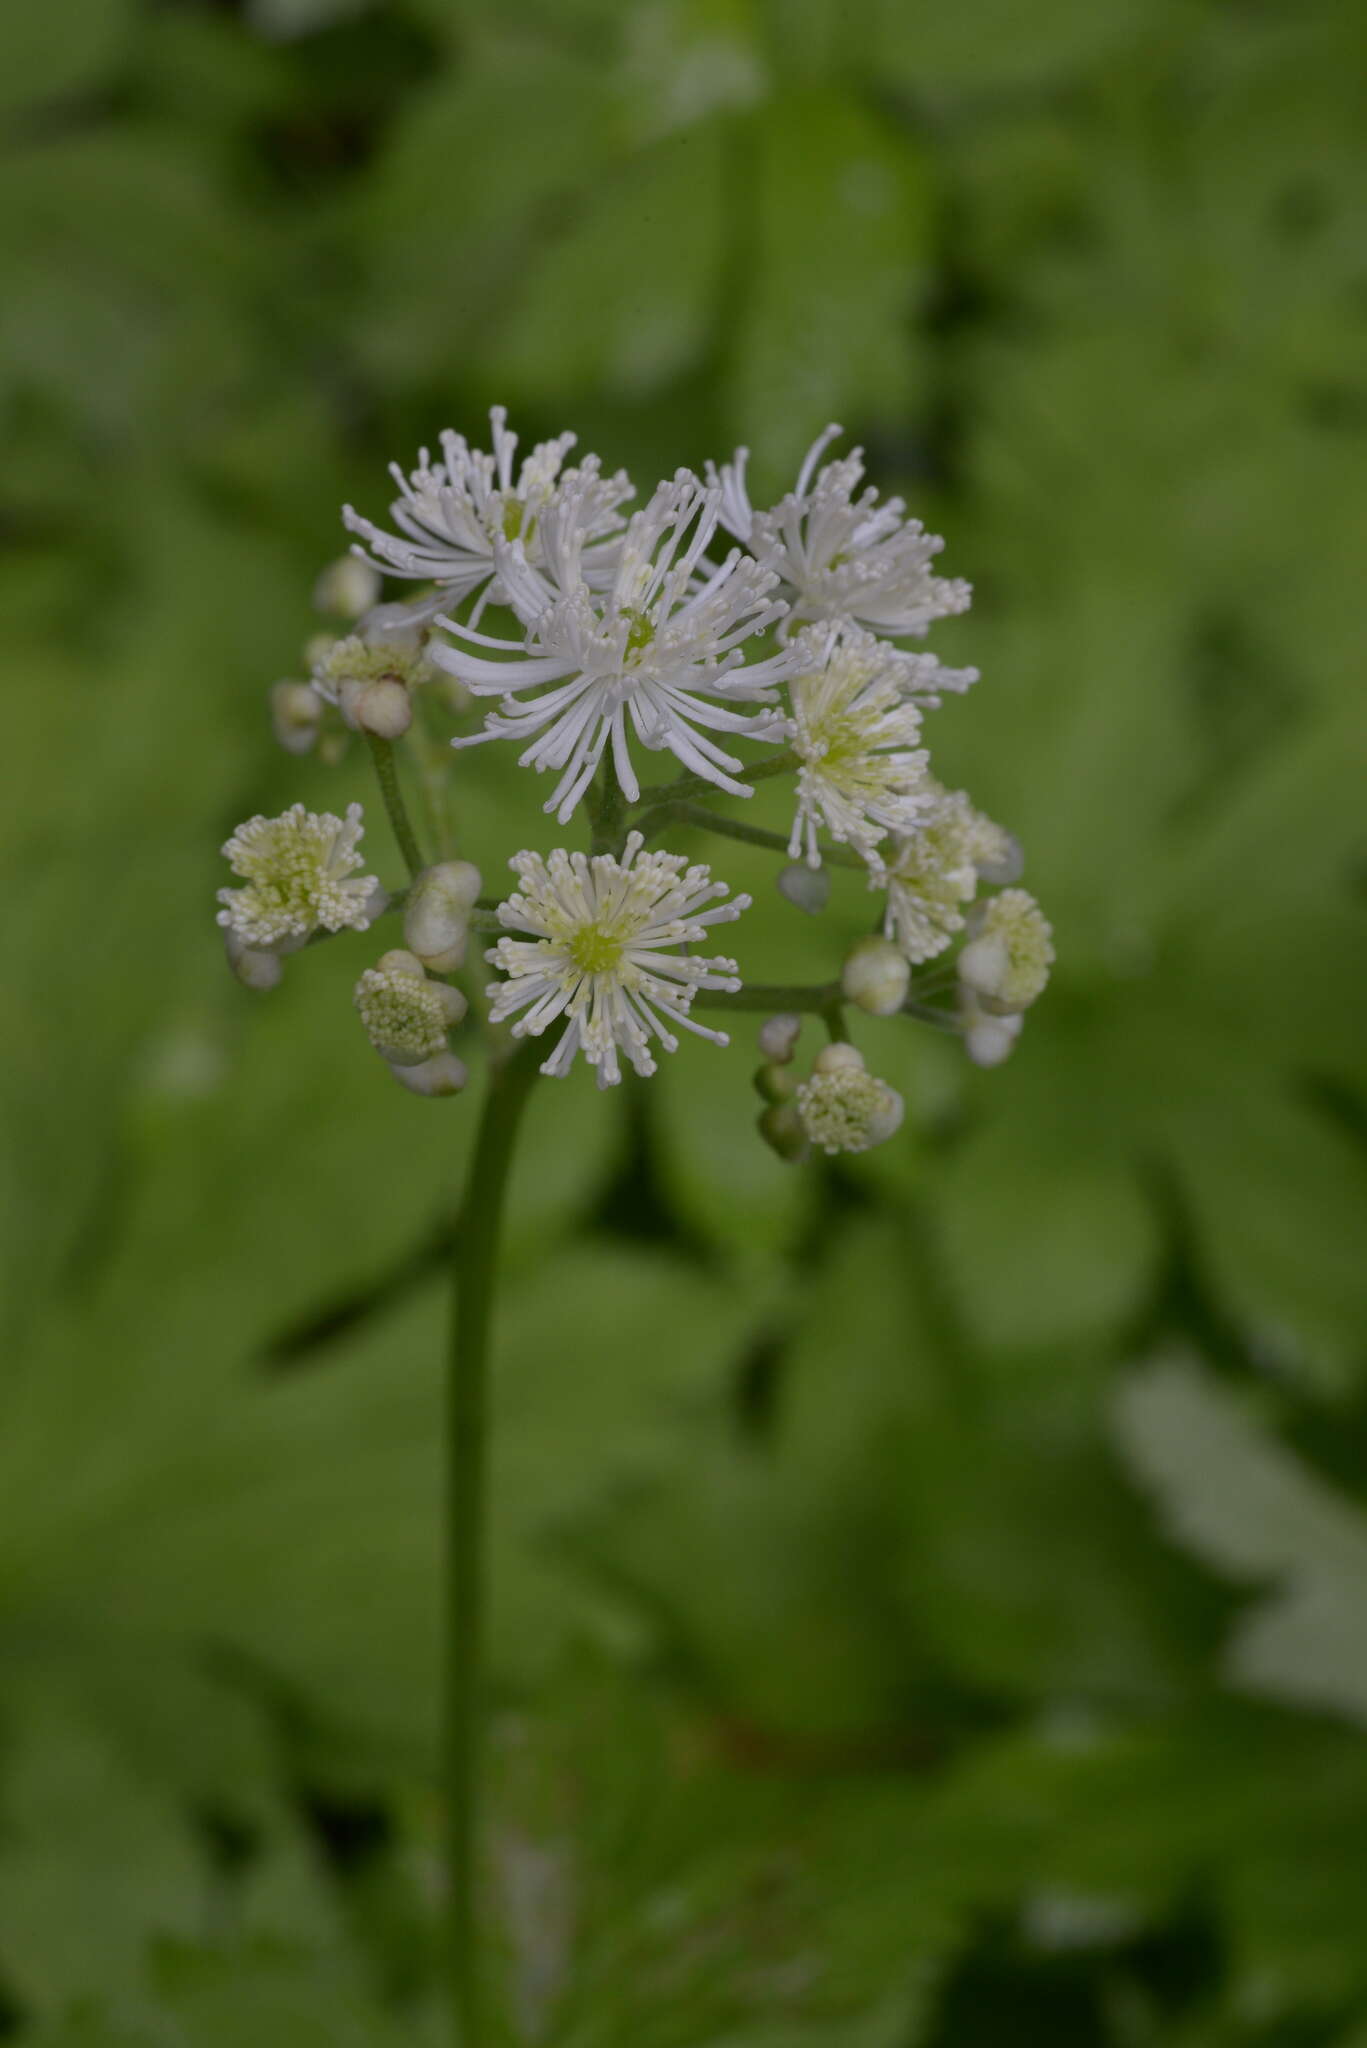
[354, 950, 467, 1067]
[958, 888, 1055, 1013]
[217, 803, 380, 952]
[404, 860, 483, 973]
[876, 782, 1004, 963]
[486, 831, 750, 1088]
[841, 936, 911, 1017]
[342, 406, 633, 626]
[709, 425, 972, 640]
[785, 624, 932, 866]
[434, 473, 795, 822]
[794, 1042, 904, 1155]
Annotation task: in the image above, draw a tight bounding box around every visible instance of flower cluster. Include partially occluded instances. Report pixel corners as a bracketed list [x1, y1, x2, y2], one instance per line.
[217, 409, 1053, 1142]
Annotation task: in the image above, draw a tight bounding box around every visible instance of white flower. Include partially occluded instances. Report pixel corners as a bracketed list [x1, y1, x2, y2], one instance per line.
[709, 424, 974, 642]
[795, 1043, 904, 1155]
[875, 782, 1006, 963]
[486, 831, 750, 1088]
[958, 888, 1055, 1013]
[342, 406, 633, 625]
[217, 803, 380, 952]
[434, 473, 795, 823]
[785, 623, 933, 866]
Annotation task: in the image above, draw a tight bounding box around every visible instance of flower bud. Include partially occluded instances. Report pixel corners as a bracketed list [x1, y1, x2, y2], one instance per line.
[404, 860, 483, 973]
[757, 1012, 802, 1064]
[224, 930, 283, 992]
[975, 831, 1024, 886]
[269, 680, 322, 757]
[964, 1010, 1023, 1068]
[841, 936, 911, 1016]
[356, 603, 426, 658]
[813, 1040, 867, 1077]
[313, 553, 381, 620]
[337, 674, 413, 740]
[776, 862, 831, 916]
[389, 1051, 469, 1097]
[756, 1101, 811, 1164]
[754, 1062, 796, 1104]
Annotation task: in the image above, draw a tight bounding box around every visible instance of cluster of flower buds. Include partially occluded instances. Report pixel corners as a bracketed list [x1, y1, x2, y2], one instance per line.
[219, 407, 1054, 1144]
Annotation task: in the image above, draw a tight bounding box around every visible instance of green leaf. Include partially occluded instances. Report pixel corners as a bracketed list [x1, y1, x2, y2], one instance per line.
[0, 0, 134, 118]
[1116, 1358, 1367, 1726]
[730, 91, 932, 480]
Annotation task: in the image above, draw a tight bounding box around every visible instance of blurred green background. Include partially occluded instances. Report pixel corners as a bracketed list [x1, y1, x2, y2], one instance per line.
[2, 0, 1366, 2041]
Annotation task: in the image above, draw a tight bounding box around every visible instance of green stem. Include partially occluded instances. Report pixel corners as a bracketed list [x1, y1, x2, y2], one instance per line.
[365, 732, 426, 880]
[631, 747, 797, 819]
[693, 980, 842, 1015]
[642, 800, 866, 870]
[447, 1038, 541, 2045]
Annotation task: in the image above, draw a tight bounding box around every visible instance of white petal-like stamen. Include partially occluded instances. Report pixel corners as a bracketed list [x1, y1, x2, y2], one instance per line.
[874, 782, 1008, 963]
[217, 803, 379, 952]
[486, 832, 751, 1088]
[433, 473, 796, 822]
[342, 406, 634, 624]
[785, 623, 934, 867]
[708, 424, 974, 643]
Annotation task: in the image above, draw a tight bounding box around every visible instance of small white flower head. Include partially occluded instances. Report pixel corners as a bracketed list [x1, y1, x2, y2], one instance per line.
[785, 623, 933, 867]
[875, 782, 1001, 963]
[434, 472, 796, 823]
[757, 1012, 803, 1064]
[342, 406, 634, 626]
[314, 554, 382, 620]
[270, 679, 323, 757]
[486, 831, 751, 1088]
[841, 936, 911, 1016]
[958, 888, 1055, 1013]
[354, 948, 466, 1067]
[404, 859, 483, 973]
[217, 803, 379, 952]
[795, 1041, 905, 1155]
[712, 425, 972, 640]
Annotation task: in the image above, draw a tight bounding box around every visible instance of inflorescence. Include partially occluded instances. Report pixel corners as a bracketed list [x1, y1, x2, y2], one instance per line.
[218, 410, 1053, 1153]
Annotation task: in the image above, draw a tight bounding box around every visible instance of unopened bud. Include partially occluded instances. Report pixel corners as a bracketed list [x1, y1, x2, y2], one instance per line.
[813, 1040, 866, 1077]
[389, 1050, 469, 1097]
[404, 860, 483, 973]
[224, 930, 283, 991]
[357, 603, 426, 658]
[757, 1101, 810, 1164]
[841, 936, 910, 1016]
[975, 831, 1024, 886]
[777, 862, 831, 916]
[314, 554, 381, 620]
[757, 1013, 802, 1064]
[337, 674, 413, 739]
[269, 680, 322, 757]
[754, 1062, 795, 1104]
[964, 1011, 1023, 1068]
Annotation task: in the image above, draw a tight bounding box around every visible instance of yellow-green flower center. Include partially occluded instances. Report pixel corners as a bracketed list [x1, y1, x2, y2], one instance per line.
[623, 609, 655, 659]
[569, 922, 626, 974]
[501, 498, 524, 540]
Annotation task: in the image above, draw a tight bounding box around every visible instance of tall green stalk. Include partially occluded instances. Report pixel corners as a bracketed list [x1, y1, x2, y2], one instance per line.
[446, 1039, 541, 2044]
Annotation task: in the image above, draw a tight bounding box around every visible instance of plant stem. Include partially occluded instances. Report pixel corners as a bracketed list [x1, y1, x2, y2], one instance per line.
[641, 800, 867, 869]
[447, 1038, 541, 2045]
[631, 747, 797, 819]
[365, 731, 426, 880]
[694, 979, 843, 1015]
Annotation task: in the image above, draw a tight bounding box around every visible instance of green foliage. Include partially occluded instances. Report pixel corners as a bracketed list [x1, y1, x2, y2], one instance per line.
[2, 0, 1364, 2040]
